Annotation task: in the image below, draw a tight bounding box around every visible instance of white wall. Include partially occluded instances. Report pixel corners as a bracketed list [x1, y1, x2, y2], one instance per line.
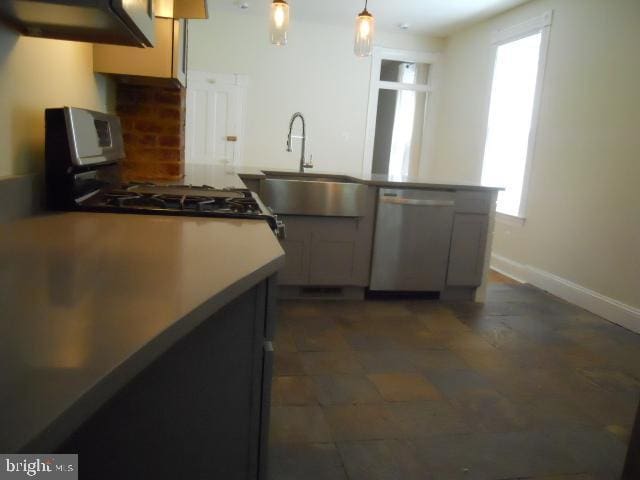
[431, 0, 640, 326]
[0, 25, 112, 177]
[188, 10, 445, 176]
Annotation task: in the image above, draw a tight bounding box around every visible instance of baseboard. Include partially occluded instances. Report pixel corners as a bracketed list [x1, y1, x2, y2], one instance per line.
[491, 253, 640, 334]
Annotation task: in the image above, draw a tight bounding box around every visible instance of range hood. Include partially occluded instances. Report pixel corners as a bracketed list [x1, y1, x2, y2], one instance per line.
[0, 0, 155, 47]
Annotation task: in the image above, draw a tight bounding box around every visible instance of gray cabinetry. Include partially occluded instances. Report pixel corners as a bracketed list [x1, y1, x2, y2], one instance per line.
[57, 276, 278, 480]
[446, 190, 492, 287]
[278, 215, 374, 287]
[447, 213, 489, 287]
[268, 182, 376, 288]
[278, 216, 312, 285]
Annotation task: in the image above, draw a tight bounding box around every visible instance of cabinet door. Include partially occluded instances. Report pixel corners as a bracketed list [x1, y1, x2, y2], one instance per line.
[93, 18, 175, 78]
[447, 214, 489, 287]
[57, 283, 269, 479]
[277, 216, 311, 285]
[309, 217, 361, 286]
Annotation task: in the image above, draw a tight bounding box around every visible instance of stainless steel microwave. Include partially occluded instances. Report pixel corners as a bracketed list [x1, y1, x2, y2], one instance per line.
[0, 0, 155, 47]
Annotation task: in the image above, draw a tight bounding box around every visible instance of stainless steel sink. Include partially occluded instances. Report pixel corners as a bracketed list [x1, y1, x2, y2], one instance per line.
[260, 175, 368, 217]
[261, 171, 355, 184]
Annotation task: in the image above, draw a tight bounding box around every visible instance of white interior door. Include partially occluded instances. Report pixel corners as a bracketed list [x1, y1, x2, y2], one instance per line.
[185, 71, 248, 166]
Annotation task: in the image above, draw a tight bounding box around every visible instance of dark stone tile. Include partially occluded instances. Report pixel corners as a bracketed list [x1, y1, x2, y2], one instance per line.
[300, 351, 364, 375]
[546, 427, 628, 478]
[417, 308, 472, 333]
[523, 474, 597, 480]
[504, 345, 605, 370]
[446, 331, 502, 354]
[355, 349, 420, 373]
[311, 375, 383, 406]
[274, 326, 298, 353]
[569, 389, 639, 432]
[274, 351, 305, 376]
[413, 431, 585, 479]
[577, 367, 640, 397]
[272, 376, 318, 406]
[482, 367, 592, 400]
[448, 388, 529, 432]
[367, 373, 443, 401]
[274, 291, 637, 480]
[270, 406, 332, 444]
[289, 315, 340, 334]
[448, 339, 516, 373]
[387, 401, 470, 437]
[293, 328, 351, 352]
[278, 300, 326, 320]
[323, 404, 401, 441]
[515, 396, 598, 430]
[387, 327, 450, 349]
[332, 301, 413, 320]
[337, 439, 432, 480]
[342, 331, 405, 351]
[268, 442, 347, 480]
[407, 348, 471, 372]
[423, 368, 494, 398]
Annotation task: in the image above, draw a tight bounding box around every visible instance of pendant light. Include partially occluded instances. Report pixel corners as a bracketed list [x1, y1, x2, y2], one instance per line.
[354, 0, 375, 57]
[270, 0, 290, 46]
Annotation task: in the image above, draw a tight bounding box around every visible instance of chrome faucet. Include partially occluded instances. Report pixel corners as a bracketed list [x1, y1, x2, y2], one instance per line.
[286, 112, 313, 173]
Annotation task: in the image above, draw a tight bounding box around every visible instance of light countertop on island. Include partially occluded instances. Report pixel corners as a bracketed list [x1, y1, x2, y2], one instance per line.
[0, 211, 284, 452]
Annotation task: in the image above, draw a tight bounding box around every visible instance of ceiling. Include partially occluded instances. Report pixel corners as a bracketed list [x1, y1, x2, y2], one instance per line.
[209, 0, 533, 36]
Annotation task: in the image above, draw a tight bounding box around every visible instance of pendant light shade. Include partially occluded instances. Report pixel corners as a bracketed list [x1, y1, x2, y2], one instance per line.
[270, 0, 290, 46]
[354, 1, 375, 57]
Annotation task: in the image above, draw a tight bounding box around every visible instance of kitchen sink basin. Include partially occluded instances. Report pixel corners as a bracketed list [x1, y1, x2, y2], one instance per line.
[260, 175, 368, 217]
[261, 171, 356, 184]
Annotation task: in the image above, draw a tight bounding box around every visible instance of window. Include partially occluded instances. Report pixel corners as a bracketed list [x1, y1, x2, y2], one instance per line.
[481, 12, 552, 218]
[364, 49, 439, 178]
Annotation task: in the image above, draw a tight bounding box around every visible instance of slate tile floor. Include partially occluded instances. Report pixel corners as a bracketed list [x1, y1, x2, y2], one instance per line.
[268, 279, 640, 480]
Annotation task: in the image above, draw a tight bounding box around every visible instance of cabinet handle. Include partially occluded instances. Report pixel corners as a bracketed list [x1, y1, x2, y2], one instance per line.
[380, 197, 455, 207]
[227, 136, 238, 142]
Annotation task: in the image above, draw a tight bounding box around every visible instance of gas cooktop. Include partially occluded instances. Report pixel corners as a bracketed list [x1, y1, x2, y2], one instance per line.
[81, 183, 279, 230]
[44, 107, 283, 237]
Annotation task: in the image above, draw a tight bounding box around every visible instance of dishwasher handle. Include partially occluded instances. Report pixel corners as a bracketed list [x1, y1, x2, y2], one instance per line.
[380, 196, 455, 207]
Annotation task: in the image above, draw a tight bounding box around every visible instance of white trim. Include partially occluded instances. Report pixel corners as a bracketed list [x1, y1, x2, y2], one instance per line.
[482, 11, 553, 219]
[362, 47, 441, 177]
[492, 10, 553, 45]
[378, 81, 431, 93]
[496, 212, 526, 226]
[491, 253, 640, 334]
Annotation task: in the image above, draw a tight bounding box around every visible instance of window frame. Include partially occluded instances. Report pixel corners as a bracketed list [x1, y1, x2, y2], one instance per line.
[483, 10, 553, 221]
[363, 47, 440, 178]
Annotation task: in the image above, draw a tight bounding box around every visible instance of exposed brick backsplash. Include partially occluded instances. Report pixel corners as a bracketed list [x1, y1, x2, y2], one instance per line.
[116, 83, 185, 181]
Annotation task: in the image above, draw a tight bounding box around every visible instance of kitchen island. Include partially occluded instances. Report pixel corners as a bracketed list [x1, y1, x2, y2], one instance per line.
[0, 210, 284, 478]
[222, 165, 502, 303]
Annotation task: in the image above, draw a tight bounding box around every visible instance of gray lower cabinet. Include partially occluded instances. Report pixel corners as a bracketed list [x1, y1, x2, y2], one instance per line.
[446, 213, 489, 287]
[279, 215, 374, 287]
[56, 276, 278, 480]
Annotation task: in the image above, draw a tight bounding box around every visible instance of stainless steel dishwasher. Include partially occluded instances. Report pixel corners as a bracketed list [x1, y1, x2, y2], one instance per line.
[370, 188, 456, 291]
